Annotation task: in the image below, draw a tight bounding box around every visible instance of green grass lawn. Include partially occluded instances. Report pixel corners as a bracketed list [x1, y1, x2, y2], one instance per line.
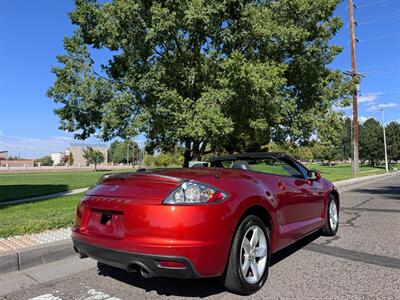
[0, 169, 134, 202]
[307, 164, 386, 182]
[0, 193, 83, 238]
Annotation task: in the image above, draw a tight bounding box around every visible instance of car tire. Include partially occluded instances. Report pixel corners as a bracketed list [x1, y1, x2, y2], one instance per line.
[322, 194, 339, 236]
[221, 215, 271, 295]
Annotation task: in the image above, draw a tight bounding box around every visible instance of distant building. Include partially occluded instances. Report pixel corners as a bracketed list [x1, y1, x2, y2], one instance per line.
[68, 144, 108, 167]
[0, 159, 35, 167]
[51, 152, 65, 166]
[0, 151, 8, 160]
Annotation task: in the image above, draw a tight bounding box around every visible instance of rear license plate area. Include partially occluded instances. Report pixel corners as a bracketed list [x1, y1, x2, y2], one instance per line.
[87, 209, 124, 238]
[100, 213, 113, 225]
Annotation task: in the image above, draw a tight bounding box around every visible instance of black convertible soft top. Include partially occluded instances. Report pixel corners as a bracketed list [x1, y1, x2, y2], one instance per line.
[209, 152, 310, 177]
[209, 152, 288, 163]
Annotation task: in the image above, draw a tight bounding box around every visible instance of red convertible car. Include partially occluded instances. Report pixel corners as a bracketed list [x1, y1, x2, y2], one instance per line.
[72, 152, 339, 295]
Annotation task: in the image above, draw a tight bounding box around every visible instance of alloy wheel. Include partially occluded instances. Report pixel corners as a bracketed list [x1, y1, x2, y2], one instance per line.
[239, 225, 267, 284]
[329, 200, 338, 231]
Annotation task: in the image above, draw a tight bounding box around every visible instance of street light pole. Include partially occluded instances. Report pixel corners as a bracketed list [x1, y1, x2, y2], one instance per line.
[380, 109, 389, 173]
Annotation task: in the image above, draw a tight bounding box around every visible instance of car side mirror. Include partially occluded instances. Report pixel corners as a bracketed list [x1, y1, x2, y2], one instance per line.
[308, 170, 321, 180]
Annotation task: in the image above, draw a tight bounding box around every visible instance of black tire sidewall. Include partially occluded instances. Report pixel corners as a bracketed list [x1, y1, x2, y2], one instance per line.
[235, 215, 271, 292]
[325, 195, 339, 235]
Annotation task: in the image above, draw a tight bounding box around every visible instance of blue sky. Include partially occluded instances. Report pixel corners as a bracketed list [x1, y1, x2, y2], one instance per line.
[0, 0, 399, 158]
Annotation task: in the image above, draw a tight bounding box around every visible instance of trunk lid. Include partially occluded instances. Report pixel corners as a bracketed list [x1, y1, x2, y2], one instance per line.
[85, 173, 184, 203]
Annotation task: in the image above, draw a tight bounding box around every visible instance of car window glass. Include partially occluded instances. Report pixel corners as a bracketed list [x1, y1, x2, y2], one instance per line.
[288, 158, 308, 178]
[249, 157, 303, 177]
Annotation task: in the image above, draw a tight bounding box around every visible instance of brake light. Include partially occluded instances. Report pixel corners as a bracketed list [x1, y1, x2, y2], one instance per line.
[163, 180, 229, 205]
[75, 201, 84, 227]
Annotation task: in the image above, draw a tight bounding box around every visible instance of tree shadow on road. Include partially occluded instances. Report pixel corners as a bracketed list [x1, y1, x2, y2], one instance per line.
[97, 262, 224, 297]
[96, 231, 322, 297]
[348, 185, 400, 200]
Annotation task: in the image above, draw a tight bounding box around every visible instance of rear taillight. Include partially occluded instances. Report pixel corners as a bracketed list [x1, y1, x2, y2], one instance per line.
[162, 180, 229, 205]
[75, 201, 84, 227]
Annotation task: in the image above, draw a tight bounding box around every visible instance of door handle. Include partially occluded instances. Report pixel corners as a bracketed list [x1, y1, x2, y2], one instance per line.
[265, 191, 275, 201]
[278, 182, 286, 191]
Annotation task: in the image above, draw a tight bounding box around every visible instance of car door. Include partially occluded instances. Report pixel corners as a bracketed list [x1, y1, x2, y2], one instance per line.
[251, 156, 310, 245]
[287, 158, 325, 226]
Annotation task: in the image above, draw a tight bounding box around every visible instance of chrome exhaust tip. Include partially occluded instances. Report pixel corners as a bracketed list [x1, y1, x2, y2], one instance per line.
[140, 267, 152, 278]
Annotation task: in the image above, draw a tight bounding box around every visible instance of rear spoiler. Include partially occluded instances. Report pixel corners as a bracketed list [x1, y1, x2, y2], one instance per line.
[98, 172, 184, 184]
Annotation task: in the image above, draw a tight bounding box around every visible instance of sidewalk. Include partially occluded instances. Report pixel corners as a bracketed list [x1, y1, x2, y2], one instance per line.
[0, 228, 71, 253]
[0, 170, 398, 274]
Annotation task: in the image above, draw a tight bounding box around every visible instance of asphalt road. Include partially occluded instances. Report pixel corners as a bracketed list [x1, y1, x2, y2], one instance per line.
[1, 174, 399, 300]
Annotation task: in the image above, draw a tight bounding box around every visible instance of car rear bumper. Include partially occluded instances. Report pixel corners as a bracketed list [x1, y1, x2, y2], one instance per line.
[73, 196, 236, 277]
[72, 238, 202, 279]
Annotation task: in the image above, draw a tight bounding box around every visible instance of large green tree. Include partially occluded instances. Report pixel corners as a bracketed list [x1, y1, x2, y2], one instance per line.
[48, 0, 352, 167]
[338, 117, 352, 160]
[386, 121, 400, 164]
[83, 147, 105, 170]
[109, 140, 138, 164]
[359, 118, 384, 166]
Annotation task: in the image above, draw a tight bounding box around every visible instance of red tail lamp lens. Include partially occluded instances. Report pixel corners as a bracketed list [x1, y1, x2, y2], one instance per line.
[159, 260, 186, 269]
[75, 202, 84, 227]
[207, 191, 226, 203]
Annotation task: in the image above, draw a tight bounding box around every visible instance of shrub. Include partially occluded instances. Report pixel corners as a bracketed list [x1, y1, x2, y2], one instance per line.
[143, 154, 154, 167]
[154, 153, 171, 167]
[36, 156, 54, 166]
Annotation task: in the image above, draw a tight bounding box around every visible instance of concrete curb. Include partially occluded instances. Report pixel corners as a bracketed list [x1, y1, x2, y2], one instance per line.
[0, 170, 398, 275]
[0, 240, 75, 274]
[0, 187, 89, 207]
[333, 170, 400, 191]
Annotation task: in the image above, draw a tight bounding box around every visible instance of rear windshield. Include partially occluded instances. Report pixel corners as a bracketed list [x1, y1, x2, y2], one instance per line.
[212, 156, 305, 178]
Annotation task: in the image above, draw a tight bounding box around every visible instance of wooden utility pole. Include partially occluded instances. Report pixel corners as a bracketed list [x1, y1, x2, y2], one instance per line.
[349, 0, 359, 175]
[126, 142, 130, 165]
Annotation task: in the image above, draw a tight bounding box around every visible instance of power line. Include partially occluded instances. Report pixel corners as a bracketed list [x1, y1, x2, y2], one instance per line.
[358, 13, 400, 25]
[358, 32, 400, 42]
[373, 92, 400, 96]
[360, 92, 400, 96]
[366, 69, 400, 76]
[358, 65, 400, 75]
[339, 5, 349, 18]
[358, 62, 400, 72]
[357, 0, 393, 8]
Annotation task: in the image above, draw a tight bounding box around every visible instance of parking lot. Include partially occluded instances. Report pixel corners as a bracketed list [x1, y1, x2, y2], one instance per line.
[1, 174, 399, 300]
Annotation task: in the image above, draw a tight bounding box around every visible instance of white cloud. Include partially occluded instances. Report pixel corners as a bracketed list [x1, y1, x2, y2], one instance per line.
[366, 103, 399, 111]
[358, 92, 382, 104]
[359, 116, 370, 124]
[51, 135, 75, 141]
[379, 103, 398, 108]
